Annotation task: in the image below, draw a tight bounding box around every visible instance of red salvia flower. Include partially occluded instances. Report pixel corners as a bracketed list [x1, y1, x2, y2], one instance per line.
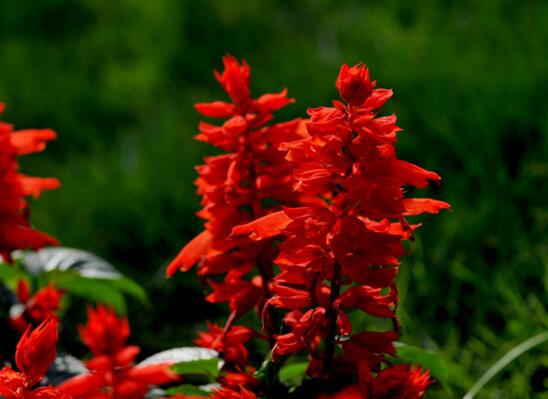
[16, 318, 58, 386]
[195, 321, 260, 394]
[166, 55, 305, 348]
[58, 305, 178, 399]
[370, 365, 431, 399]
[0, 103, 60, 262]
[78, 304, 130, 358]
[335, 64, 375, 106]
[232, 63, 450, 384]
[0, 318, 71, 398]
[195, 322, 255, 368]
[10, 280, 64, 334]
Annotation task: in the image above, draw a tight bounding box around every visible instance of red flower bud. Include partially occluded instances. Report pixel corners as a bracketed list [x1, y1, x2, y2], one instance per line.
[15, 317, 58, 386]
[79, 305, 130, 357]
[336, 64, 375, 105]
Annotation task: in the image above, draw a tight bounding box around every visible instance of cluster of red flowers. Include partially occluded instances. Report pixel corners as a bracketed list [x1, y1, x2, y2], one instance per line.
[0, 318, 70, 399]
[0, 103, 68, 398]
[10, 280, 64, 334]
[233, 62, 449, 395]
[0, 57, 450, 399]
[0, 103, 177, 399]
[171, 58, 449, 398]
[165, 57, 306, 331]
[316, 365, 431, 399]
[0, 103, 59, 261]
[166, 55, 321, 397]
[58, 305, 178, 399]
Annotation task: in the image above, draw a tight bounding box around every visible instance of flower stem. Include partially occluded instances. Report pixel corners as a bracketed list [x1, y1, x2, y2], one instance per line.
[322, 260, 342, 376]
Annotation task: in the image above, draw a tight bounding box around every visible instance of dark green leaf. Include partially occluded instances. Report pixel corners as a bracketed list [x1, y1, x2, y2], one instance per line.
[171, 358, 220, 379]
[108, 276, 148, 304]
[279, 362, 308, 387]
[43, 271, 127, 313]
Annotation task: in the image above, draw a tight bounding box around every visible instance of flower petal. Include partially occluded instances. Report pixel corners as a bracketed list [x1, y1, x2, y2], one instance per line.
[166, 230, 213, 277]
[231, 211, 292, 241]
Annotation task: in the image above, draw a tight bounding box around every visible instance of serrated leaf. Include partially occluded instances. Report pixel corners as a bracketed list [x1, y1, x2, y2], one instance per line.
[279, 362, 308, 387]
[171, 358, 220, 379]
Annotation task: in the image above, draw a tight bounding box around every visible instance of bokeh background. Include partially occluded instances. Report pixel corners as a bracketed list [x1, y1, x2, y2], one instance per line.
[0, 0, 546, 397]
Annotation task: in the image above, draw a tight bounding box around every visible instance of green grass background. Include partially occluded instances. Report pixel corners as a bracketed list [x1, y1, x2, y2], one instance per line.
[0, 0, 546, 397]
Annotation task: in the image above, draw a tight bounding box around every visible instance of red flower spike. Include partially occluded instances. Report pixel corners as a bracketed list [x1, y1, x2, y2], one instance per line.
[0, 104, 59, 261]
[59, 305, 178, 398]
[167, 55, 303, 356]
[79, 304, 130, 357]
[15, 318, 59, 387]
[336, 64, 375, 106]
[0, 318, 68, 398]
[214, 55, 252, 109]
[232, 62, 449, 390]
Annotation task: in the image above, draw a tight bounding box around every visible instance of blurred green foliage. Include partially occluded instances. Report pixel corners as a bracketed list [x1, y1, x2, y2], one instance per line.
[0, 0, 546, 397]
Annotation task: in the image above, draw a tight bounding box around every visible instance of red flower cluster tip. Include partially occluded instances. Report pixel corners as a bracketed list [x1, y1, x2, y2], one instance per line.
[195, 321, 260, 398]
[0, 318, 71, 399]
[58, 305, 178, 399]
[317, 365, 431, 399]
[232, 63, 449, 384]
[166, 55, 306, 335]
[195, 322, 255, 368]
[10, 280, 64, 334]
[0, 103, 60, 262]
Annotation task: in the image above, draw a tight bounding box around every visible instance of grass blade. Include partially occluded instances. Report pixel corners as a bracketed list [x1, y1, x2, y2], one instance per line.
[463, 331, 548, 399]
